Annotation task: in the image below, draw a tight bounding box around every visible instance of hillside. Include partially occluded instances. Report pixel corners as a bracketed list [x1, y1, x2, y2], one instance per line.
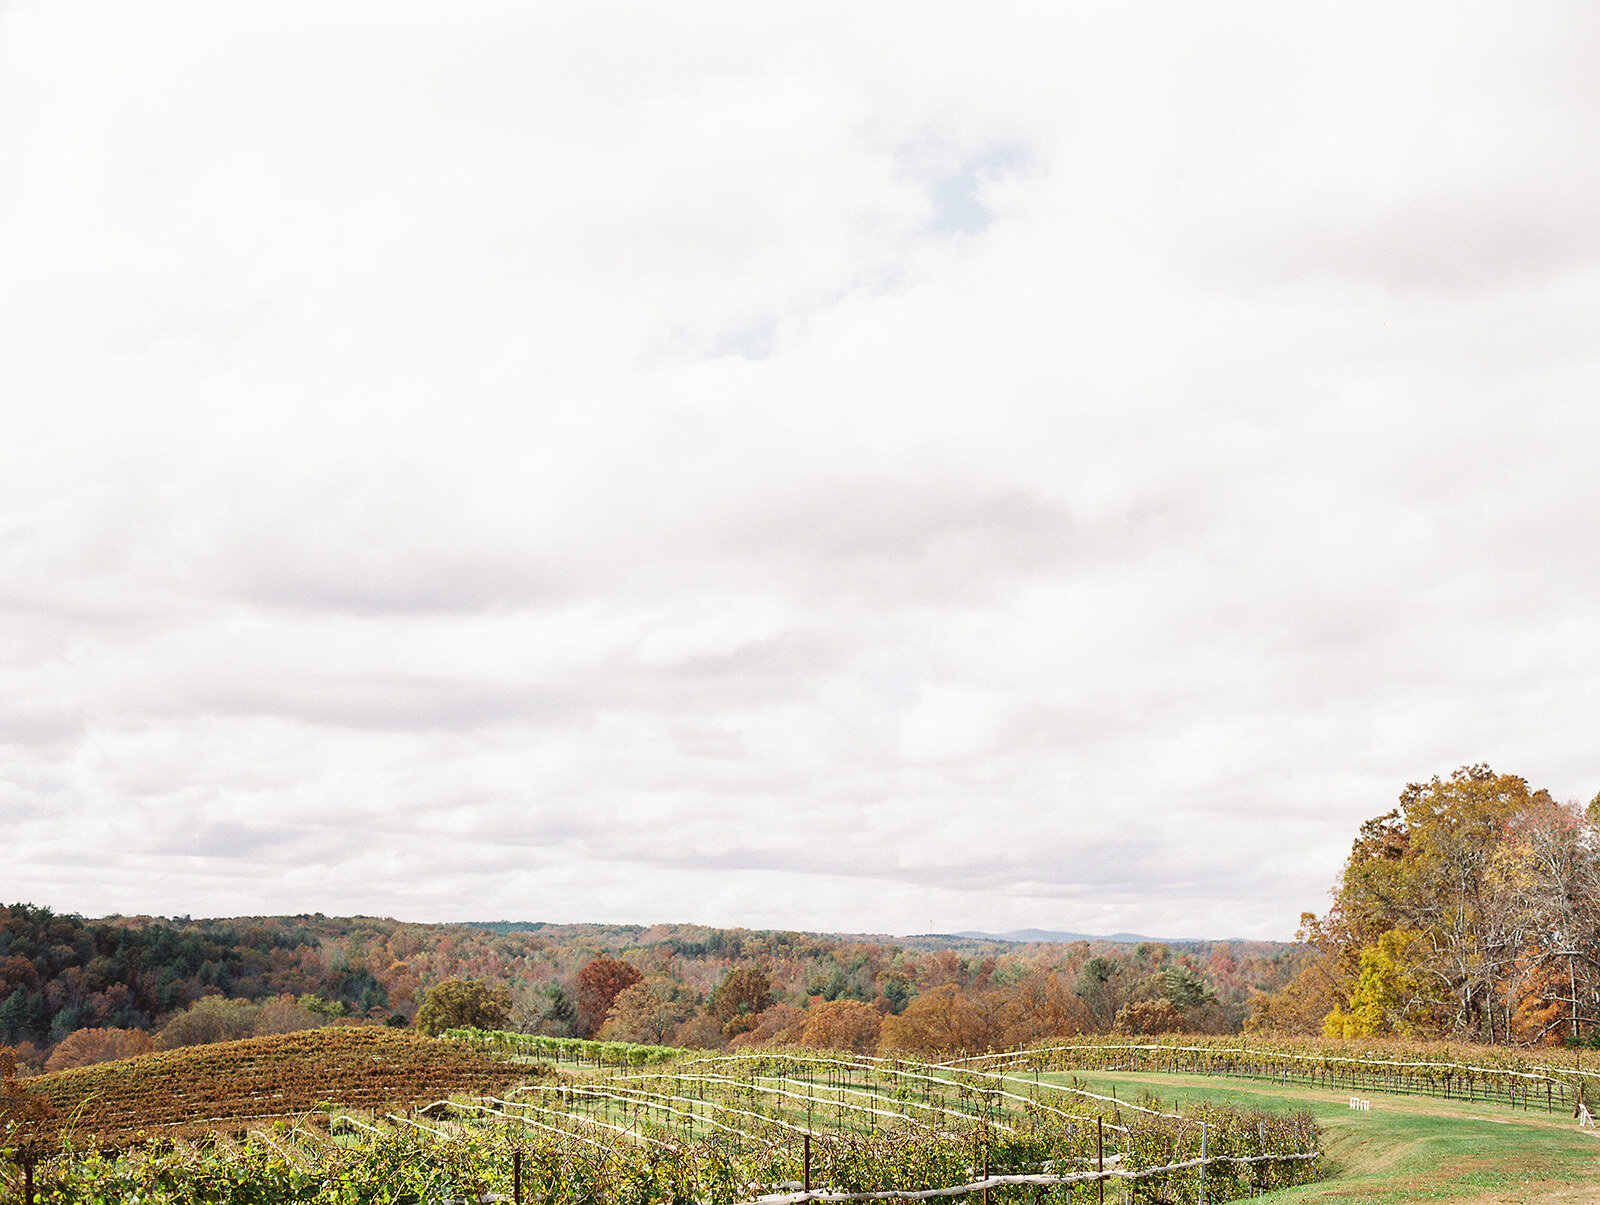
[26, 1026, 525, 1145]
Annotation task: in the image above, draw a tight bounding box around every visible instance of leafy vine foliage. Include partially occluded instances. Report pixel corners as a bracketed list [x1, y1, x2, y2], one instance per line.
[0, 1045, 53, 1163]
[10, 1040, 1320, 1205]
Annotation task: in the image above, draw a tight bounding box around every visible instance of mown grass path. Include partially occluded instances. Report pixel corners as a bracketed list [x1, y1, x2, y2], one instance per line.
[1058, 1069, 1599, 1204]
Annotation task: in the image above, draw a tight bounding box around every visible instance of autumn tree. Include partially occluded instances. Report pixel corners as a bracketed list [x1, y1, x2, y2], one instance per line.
[1073, 956, 1135, 1032]
[1397, 767, 1551, 1038]
[727, 1003, 808, 1049]
[1494, 796, 1600, 1042]
[1112, 999, 1184, 1035]
[800, 999, 881, 1053]
[878, 985, 1013, 1057]
[574, 958, 643, 1038]
[154, 997, 260, 1050]
[1505, 958, 1571, 1045]
[672, 1011, 729, 1050]
[415, 979, 512, 1036]
[1262, 765, 1600, 1044]
[42, 1027, 152, 1071]
[253, 995, 326, 1036]
[1, 1041, 42, 1078]
[1320, 929, 1428, 1038]
[993, 970, 1089, 1046]
[597, 982, 694, 1046]
[708, 967, 775, 1037]
[1245, 931, 1342, 1035]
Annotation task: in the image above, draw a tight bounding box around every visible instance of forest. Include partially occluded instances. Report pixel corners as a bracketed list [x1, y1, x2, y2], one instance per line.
[0, 903, 1296, 1075]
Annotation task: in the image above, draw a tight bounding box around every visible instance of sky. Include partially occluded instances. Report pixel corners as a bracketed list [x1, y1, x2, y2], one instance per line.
[2, 2, 1597, 942]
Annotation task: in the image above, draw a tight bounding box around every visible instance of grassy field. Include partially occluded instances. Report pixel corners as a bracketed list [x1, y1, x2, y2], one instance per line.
[1064, 1068, 1600, 1204]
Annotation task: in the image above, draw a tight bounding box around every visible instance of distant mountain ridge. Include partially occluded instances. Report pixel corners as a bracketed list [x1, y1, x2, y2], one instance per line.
[457, 922, 1246, 948]
[953, 928, 1208, 945]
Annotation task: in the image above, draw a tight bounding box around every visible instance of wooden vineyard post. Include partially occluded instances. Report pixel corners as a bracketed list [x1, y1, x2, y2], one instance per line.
[1257, 1120, 1266, 1195]
[804, 1132, 811, 1194]
[1097, 1116, 1104, 1205]
[23, 1156, 34, 1205]
[1198, 1121, 1209, 1205]
[513, 1149, 522, 1205]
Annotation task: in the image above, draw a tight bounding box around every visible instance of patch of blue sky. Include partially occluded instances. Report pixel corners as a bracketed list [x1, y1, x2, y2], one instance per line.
[708, 314, 779, 361]
[925, 144, 1030, 236]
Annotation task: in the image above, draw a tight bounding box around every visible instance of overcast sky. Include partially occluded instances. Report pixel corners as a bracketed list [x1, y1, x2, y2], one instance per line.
[3, 2, 1597, 941]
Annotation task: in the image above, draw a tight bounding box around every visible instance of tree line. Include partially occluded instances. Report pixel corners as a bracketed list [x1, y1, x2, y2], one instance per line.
[2, 904, 1297, 1073]
[367, 936, 1287, 1064]
[1251, 764, 1600, 1045]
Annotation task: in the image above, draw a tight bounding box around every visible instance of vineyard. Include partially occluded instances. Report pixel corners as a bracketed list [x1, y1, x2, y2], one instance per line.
[945, 1034, 1600, 1115]
[442, 1028, 688, 1067]
[22, 1028, 525, 1145]
[4, 1032, 1321, 1204]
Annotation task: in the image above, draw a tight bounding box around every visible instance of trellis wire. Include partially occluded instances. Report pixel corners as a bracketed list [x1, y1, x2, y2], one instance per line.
[735, 1147, 1321, 1204]
[953, 1041, 1588, 1113]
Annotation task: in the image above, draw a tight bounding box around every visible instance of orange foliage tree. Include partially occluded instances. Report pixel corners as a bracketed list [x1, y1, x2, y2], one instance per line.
[878, 985, 1000, 1057]
[1113, 999, 1184, 1035]
[574, 958, 643, 1038]
[43, 1027, 152, 1072]
[728, 1004, 808, 1049]
[995, 970, 1089, 1045]
[597, 982, 694, 1045]
[800, 999, 882, 1053]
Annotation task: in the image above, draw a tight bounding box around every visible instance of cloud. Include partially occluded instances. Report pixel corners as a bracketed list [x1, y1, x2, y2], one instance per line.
[0, 703, 85, 749]
[719, 481, 1083, 604]
[1, 0, 1597, 940]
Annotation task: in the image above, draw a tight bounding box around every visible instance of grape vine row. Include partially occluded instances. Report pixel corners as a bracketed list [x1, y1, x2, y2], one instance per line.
[948, 1035, 1596, 1113]
[7, 1039, 1321, 1205]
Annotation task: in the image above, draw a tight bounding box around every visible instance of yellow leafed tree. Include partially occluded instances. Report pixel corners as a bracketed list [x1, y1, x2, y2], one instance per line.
[1321, 929, 1426, 1038]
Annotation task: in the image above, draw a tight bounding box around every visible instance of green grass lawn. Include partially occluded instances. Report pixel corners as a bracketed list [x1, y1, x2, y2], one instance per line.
[1047, 1070, 1599, 1204]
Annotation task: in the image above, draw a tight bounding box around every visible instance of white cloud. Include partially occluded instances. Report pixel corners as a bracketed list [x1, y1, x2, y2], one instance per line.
[3, 0, 1597, 939]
